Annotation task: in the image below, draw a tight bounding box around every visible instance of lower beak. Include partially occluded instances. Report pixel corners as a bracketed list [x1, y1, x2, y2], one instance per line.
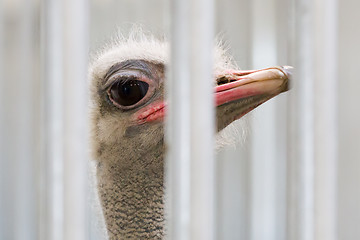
[215, 66, 292, 131]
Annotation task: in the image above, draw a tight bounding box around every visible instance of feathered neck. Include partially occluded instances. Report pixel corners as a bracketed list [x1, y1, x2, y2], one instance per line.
[96, 140, 165, 239]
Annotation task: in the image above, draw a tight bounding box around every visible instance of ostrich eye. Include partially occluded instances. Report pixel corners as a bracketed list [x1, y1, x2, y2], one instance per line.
[109, 80, 149, 107]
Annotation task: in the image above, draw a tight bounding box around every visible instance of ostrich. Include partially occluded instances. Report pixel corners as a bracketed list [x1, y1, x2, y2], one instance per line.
[89, 32, 291, 239]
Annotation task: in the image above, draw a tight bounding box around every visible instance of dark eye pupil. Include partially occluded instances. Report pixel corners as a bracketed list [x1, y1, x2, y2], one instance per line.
[110, 80, 149, 107]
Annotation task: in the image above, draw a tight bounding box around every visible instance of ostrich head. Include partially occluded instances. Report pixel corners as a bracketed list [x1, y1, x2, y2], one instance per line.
[89, 32, 291, 239]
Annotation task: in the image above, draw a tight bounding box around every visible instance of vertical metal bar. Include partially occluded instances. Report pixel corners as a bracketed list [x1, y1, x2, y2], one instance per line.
[287, 0, 338, 239]
[189, 0, 215, 238]
[14, 2, 39, 238]
[0, 1, 7, 239]
[337, 0, 360, 239]
[287, 0, 315, 238]
[167, 0, 215, 239]
[313, 0, 338, 239]
[167, 0, 191, 238]
[0, 0, 39, 239]
[41, 0, 64, 239]
[62, 1, 89, 239]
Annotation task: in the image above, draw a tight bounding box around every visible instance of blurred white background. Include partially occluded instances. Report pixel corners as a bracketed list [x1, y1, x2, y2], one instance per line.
[1, 0, 360, 239]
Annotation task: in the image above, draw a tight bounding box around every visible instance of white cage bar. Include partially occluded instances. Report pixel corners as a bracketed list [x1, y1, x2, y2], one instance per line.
[287, 0, 338, 239]
[62, 1, 89, 240]
[0, 0, 39, 239]
[41, 0, 90, 240]
[40, 0, 64, 239]
[167, 0, 215, 239]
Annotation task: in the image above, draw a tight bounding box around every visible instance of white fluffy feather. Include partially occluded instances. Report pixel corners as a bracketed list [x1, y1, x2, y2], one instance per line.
[90, 27, 239, 84]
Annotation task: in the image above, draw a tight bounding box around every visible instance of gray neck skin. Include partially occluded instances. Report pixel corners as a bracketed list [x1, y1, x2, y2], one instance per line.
[97, 147, 165, 240]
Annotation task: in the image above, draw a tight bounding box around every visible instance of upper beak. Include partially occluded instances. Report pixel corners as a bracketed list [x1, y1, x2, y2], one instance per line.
[215, 66, 292, 131]
[134, 66, 293, 127]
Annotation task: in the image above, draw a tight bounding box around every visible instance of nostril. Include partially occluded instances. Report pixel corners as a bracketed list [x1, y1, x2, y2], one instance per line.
[216, 76, 231, 86]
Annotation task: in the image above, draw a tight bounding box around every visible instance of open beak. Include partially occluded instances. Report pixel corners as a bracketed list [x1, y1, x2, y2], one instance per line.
[215, 66, 292, 131]
[134, 66, 292, 127]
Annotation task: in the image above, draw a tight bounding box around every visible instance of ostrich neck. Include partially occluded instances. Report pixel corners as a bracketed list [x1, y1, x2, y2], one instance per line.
[97, 154, 165, 240]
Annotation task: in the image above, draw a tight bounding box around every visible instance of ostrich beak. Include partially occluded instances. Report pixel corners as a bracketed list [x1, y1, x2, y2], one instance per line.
[134, 66, 292, 126]
[215, 66, 292, 130]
